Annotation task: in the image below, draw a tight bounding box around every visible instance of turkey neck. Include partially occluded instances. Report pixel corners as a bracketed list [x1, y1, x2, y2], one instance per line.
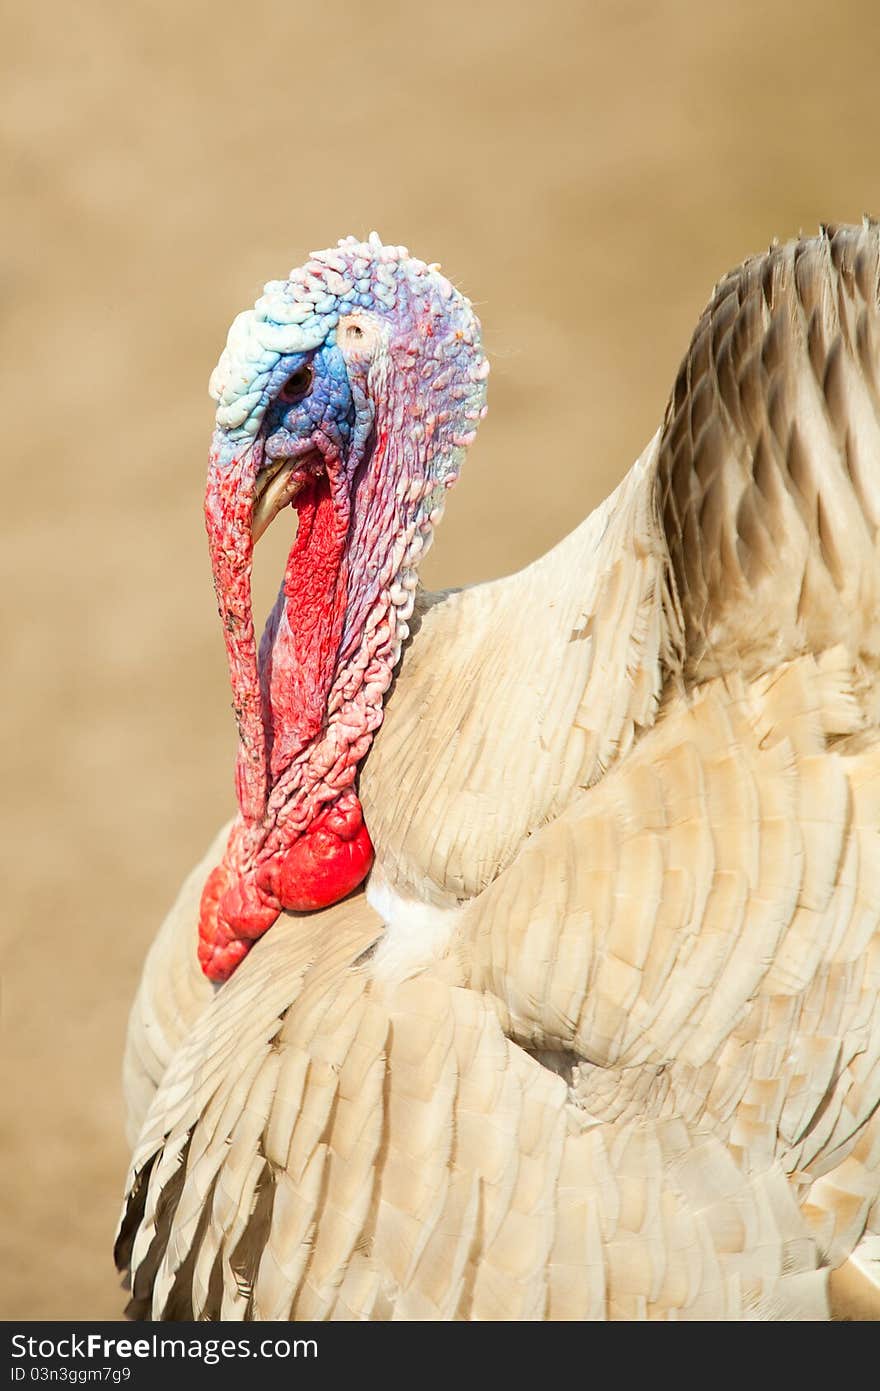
[259, 472, 351, 785]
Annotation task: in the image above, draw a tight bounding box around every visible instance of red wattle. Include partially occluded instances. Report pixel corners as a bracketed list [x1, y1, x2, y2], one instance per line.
[202, 449, 377, 984]
[196, 855, 278, 981]
[197, 798, 374, 983]
[259, 799, 374, 912]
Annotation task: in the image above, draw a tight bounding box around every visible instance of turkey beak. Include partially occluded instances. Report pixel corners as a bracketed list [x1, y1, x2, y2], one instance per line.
[250, 459, 308, 544]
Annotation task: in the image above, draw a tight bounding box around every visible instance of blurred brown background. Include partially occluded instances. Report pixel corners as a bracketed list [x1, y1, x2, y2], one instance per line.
[2, 0, 879, 1320]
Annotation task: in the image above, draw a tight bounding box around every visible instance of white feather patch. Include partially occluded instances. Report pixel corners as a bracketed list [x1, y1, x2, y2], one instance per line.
[365, 871, 462, 985]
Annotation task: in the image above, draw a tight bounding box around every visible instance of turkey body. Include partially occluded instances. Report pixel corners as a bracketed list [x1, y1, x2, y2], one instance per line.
[117, 224, 880, 1320]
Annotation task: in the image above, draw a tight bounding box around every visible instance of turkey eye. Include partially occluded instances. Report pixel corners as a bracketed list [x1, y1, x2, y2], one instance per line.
[279, 365, 313, 403]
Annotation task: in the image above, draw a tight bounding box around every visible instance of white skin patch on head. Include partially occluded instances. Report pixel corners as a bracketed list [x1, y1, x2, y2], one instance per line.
[336, 311, 385, 360]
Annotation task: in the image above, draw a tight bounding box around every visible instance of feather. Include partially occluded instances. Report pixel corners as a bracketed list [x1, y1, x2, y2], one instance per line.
[118, 224, 880, 1320]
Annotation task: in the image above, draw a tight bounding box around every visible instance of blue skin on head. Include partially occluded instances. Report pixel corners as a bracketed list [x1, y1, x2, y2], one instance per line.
[209, 236, 485, 490]
[259, 341, 375, 481]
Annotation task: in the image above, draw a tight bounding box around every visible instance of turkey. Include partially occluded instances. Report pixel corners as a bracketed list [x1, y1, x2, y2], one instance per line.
[116, 225, 880, 1321]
